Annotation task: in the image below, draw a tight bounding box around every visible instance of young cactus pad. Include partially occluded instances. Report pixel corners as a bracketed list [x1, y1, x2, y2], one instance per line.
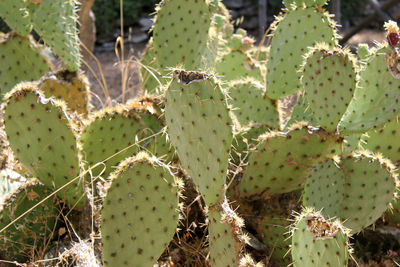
[152, 0, 212, 71]
[3, 84, 84, 207]
[266, 7, 337, 99]
[238, 123, 341, 197]
[302, 45, 356, 132]
[165, 70, 233, 206]
[80, 106, 144, 179]
[291, 209, 350, 267]
[303, 153, 398, 233]
[339, 46, 400, 134]
[0, 177, 57, 262]
[0, 33, 51, 94]
[101, 153, 180, 267]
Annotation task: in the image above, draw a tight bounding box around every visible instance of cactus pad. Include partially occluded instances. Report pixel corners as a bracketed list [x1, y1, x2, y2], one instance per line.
[291, 209, 350, 267]
[339, 46, 400, 134]
[0, 33, 51, 94]
[0, 1, 32, 36]
[139, 39, 164, 94]
[165, 70, 233, 206]
[39, 69, 90, 115]
[238, 123, 341, 197]
[3, 84, 84, 207]
[266, 7, 337, 99]
[0, 177, 57, 262]
[303, 153, 398, 233]
[101, 153, 180, 267]
[227, 79, 279, 128]
[285, 93, 318, 129]
[80, 106, 144, 179]
[302, 45, 356, 132]
[152, 0, 212, 70]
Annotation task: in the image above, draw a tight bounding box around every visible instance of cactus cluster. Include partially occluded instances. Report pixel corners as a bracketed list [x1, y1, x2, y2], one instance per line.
[0, 0, 400, 266]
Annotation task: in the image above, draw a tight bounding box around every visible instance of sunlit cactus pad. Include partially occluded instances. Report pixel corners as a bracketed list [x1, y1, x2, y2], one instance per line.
[101, 153, 180, 267]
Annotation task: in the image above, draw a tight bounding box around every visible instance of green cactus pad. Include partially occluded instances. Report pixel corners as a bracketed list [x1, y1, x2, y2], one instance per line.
[238, 123, 341, 198]
[360, 117, 399, 166]
[139, 39, 164, 94]
[101, 153, 180, 267]
[291, 209, 350, 267]
[302, 45, 356, 132]
[80, 106, 144, 179]
[0, 1, 32, 36]
[342, 134, 361, 154]
[152, 0, 212, 71]
[283, 0, 328, 9]
[285, 92, 318, 129]
[3, 84, 84, 207]
[39, 69, 90, 115]
[0, 33, 51, 94]
[216, 51, 264, 83]
[227, 79, 279, 128]
[165, 71, 233, 206]
[303, 152, 398, 233]
[31, 0, 80, 71]
[266, 7, 337, 99]
[208, 202, 245, 267]
[339, 46, 400, 134]
[0, 177, 57, 262]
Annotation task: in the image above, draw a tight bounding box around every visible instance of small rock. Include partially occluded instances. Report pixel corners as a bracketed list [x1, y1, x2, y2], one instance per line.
[131, 32, 148, 43]
[139, 17, 153, 32]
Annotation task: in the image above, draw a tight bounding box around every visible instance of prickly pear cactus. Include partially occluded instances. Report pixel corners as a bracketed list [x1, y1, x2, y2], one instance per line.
[283, 0, 328, 9]
[0, 33, 51, 94]
[165, 70, 232, 206]
[152, 0, 213, 71]
[266, 5, 337, 99]
[0, 0, 32, 36]
[139, 39, 164, 94]
[302, 45, 356, 132]
[285, 93, 318, 129]
[303, 152, 398, 233]
[360, 117, 399, 166]
[39, 69, 90, 115]
[208, 201, 246, 267]
[101, 153, 181, 267]
[3, 84, 84, 207]
[80, 106, 144, 179]
[339, 45, 400, 134]
[227, 79, 279, 128]
[291, 209, 350, 267]
[0, 177, 57, 262]
[238, 123, 341, 198]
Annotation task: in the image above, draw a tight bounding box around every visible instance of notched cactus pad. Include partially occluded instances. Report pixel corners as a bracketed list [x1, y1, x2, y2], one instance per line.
[266, 7, 337, 99]
[0, 33, 51, 94]
[101, 154, 180, 267]
[339, 46, 400, 134]
[165, 70, 233, 206]
[303, 153, 398, 233]
[153, 0, 212, 70]
[39, 69, 90, 115]
[291, 209, 350, 267]
[302, 45, 356, 132]
[238, 123, 341, 197]
[3, 84, 84, 207]
[0, 177, 57, 262]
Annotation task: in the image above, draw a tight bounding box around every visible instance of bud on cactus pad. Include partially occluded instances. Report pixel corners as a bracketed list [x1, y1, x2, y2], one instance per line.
[291, 208, 350, 267]
[303, 152, 398, 233]
[3, 83, 84, 207]
[165, 70, 233, 206]
[384, 20, 400, 47]
[267, 6, 337, 99]
[238, 123, 341, 198]
[101, 153, 181, 267]
[0, 33, 51, 94]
